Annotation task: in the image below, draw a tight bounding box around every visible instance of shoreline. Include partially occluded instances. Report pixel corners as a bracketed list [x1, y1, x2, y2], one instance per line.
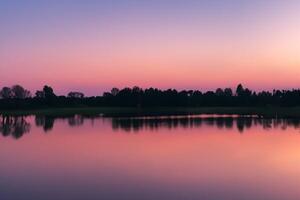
[0, 106, 300, 118]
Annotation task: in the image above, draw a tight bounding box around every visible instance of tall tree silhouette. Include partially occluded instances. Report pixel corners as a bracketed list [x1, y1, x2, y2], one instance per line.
[236, 84, 244, 97]
[43, 85, 56, 99]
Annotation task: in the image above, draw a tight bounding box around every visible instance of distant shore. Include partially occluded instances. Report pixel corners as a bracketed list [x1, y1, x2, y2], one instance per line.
[1, 107, 300, 118]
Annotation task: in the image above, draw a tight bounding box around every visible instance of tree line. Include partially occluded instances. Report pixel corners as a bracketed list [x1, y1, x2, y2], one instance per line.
[0, 84, 300, 109]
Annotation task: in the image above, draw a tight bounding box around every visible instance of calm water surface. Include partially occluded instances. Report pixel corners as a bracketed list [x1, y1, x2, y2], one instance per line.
[1, 115, 300, 200]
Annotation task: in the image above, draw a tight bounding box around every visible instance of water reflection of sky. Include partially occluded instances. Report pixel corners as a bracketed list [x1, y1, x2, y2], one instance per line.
[1, 115, 300, 200]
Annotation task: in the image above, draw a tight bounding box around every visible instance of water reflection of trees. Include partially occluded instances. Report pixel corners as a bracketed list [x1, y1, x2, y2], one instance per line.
[1, 115, 300, 139]
[35, 115, 56, 132]
[67, 115, 84, 127]
[0, 116, 31, 139]
[111, 117, 300, 133]
[35, 114, 88, 132]
[0, 114, 89, 139]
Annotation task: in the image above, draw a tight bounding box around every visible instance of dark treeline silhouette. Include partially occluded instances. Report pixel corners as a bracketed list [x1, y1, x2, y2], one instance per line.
[1, 84, 300, 109]
[1, 114, 300, 139]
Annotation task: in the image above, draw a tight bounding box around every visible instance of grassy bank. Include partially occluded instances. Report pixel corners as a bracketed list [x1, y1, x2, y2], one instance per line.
[1, 106, 300, 118]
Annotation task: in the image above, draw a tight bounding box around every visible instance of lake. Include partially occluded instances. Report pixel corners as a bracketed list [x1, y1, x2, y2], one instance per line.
[1, 114, 300, 200]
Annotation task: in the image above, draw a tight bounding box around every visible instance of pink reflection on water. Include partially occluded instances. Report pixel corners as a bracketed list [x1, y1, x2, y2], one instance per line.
[0, 116, 300, 199]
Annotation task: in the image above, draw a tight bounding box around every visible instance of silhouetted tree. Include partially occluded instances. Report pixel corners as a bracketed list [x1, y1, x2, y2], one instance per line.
[215, 88, 224, 96]
[224, 88, 233, 97]
[0, 87, 13, 99]
[236, 84, 244, 97]
[111, 88, 120, 96]
[11, 85, 31, 99]
[43, 85, 56, 99]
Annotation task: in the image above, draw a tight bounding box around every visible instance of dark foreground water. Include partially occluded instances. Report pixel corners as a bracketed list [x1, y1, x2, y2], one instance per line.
[1, 114, 300, 200]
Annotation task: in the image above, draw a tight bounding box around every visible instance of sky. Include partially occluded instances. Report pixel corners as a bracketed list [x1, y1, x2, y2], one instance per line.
[0, 0, 300, 95]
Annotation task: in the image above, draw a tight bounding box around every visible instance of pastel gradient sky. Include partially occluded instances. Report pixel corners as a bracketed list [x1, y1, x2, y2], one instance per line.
[1, 0, 300, 95]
